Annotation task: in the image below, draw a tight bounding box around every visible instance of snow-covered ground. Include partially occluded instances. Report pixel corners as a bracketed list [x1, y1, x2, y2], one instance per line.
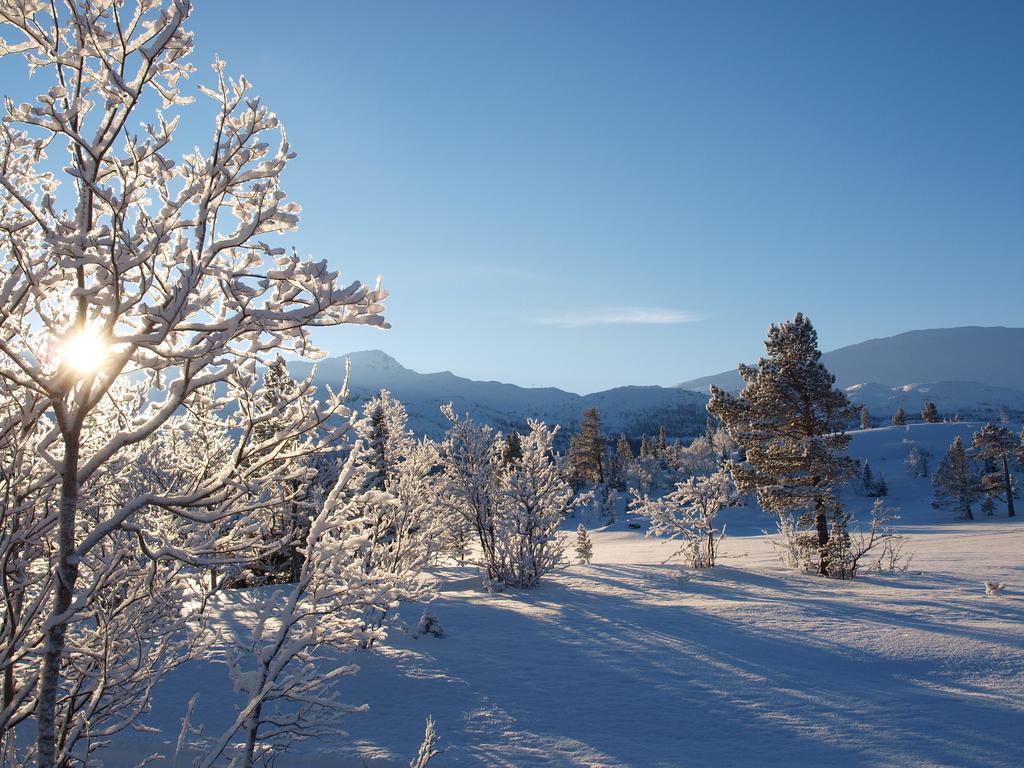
[108, 423, 1023, 767]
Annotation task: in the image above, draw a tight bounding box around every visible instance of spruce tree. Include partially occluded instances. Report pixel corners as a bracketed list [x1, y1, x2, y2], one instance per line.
[921, 401, 940, 424]
[708, 313, 858, 575]
[932, 436, 983, 520]
[892, 406, 906, 426]
[575, 524, 594, 564]
[568, 408, 606, 486]
[859, 404, 872, 430]
[972, 423, 1017, 517]
[501, 430, 524, 467]
[251, 358, 310, 582]
[862, 461, 874, 491]
[616, 433, 634, 463]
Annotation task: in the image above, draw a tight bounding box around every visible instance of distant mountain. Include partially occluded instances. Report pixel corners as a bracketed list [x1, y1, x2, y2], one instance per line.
[678, 326, 1024, 396]
[290, 350, 708, 443]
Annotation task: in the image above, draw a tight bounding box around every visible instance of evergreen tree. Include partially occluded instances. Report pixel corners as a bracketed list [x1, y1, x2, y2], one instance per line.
[616, 433, 634, 464]
[859, 404, 872, 430]
[875, 474, 888, 498]
[972, 422, 1017, 517]
[250, 358, 312, 583]
[639, 434, 652, 459]
[921, 401, 940, 424]
[567, 408, 606, 487]
[892, 406, 907, 426]
[982, 494, 996, 516]
[501, 430, 524, 467]
[708, 313, 858, 575]
[575, 524, 594, 564]
[862, 461, 874, 491]
[657, 425, 668, 454]
[932, 436, 983, 520]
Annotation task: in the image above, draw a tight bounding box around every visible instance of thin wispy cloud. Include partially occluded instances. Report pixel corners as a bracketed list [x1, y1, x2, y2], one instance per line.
[536, 308, 700, 329]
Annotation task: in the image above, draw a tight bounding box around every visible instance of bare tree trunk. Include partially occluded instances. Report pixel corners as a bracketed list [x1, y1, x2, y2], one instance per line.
[1003, 458, 1015, 517]
[241, 701, 263, 768]
[3, 500, 25, 715]
[36, 437, 81, 768]
[814, 495, 830, 575]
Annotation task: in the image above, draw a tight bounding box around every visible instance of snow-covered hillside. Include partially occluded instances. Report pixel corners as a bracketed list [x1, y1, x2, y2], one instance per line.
[844, 381, 1024, 421]
[104, 423, 1024, 767]
[679, 326, 1024, 421]
[290, 351, 709, 442]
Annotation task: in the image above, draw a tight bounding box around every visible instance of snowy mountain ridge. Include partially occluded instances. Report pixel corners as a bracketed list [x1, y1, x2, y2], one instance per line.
[678, 326, 1024, 394]
[289, 351, 709, 441]
[293, 326, 1024, 441]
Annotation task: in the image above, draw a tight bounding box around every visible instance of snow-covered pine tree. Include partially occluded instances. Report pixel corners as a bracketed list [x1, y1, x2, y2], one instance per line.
[501, 430, 524, 467]
[249, 358, 316, 583]
[982, 493, 997, 516]
[640, 434, 652, 459]
[932, 436, 983, 520]
[922, 402, 940, 424]
[616, 433, 634, 464]
[575, 524, 594, 564]
[707, 313, 858, 575]
[892, 406, 907, 426]
[0, 2, 389, 763]
[972, 422, 1017, 517]
[567, 408, 606, 487]
[862, 462, 874, 493]
[859, 405, 872, 430]
[607, 433, 633, 491]
[635, 467, 734, 568]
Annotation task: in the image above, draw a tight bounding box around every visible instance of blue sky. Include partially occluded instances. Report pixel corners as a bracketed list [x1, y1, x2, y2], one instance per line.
[13, 1, 1024, 393]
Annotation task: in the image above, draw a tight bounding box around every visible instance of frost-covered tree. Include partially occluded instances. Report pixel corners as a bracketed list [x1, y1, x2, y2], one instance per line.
[616, 432, 634, 464]
[859, 404, 872, 430]
[972, 422, 1017, 517]
[493, 420, 572, 588]
[198, 450, 396, 768]
[677, 435, 720, 479]
[438, 405, 502, 582]
[921, 402, 940, 424]
[440, 410, 572, 588]
[0, 2, 388, 763]
[905, 445, 931, 478]
[634, 468, 735, 568]
[708, 313, 858, 575]
[891, 407, 907, 426]
[607, 432, 633, 491]
[248, 358, 316, 583]
[575, 523, 593, 564]
[348, 392, 439, 633]
[567, 408, 605, 487]
[932, 437, 983, 520]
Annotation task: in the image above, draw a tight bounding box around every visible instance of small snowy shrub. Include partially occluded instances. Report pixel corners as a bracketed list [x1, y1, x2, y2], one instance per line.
[575, 524, 594, 564]
[413, 608, 445, 639]
[635, 468, 734, 568]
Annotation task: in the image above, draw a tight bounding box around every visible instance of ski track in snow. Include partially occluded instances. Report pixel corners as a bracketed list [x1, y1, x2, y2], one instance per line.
[107, 424, 1023, 767]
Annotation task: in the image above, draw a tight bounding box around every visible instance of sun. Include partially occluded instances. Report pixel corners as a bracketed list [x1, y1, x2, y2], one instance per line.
[60, 326, 109, 376]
